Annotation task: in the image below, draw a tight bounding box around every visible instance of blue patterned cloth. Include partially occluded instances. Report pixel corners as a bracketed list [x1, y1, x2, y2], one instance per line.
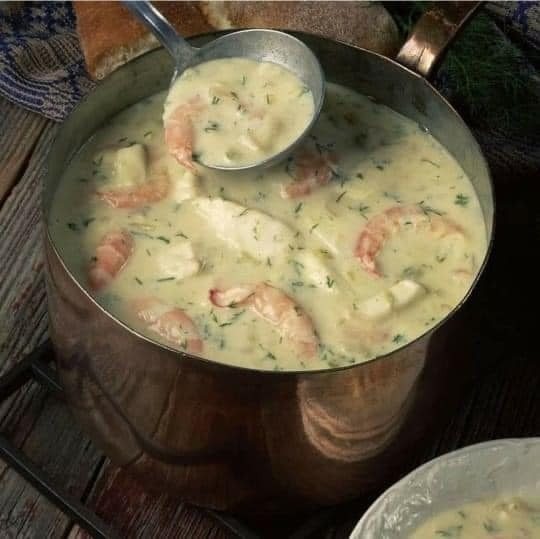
[0, 2, 94, 121]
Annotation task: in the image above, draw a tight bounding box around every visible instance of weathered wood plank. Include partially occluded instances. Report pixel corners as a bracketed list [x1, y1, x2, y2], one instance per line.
[0, 97, 48, 205]
[0, 121, 103, 538]
[66, 463, 233, 539]
[0, 393, 104, 538]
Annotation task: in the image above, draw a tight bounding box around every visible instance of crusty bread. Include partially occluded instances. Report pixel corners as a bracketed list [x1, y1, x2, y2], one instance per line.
[74, 1, 399, 80]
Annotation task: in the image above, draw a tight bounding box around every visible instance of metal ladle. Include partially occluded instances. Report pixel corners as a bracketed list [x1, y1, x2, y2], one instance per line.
[124, 1, 325, 171]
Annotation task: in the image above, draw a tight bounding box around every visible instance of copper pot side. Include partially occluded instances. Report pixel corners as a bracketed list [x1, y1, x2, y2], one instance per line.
[44, 3, 494, 516]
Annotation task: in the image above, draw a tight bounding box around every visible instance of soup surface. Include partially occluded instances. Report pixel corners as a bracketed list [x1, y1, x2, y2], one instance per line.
[49, 82, 487, 371]
[164, 58, 315, 168]
[409, 496, 540, 538]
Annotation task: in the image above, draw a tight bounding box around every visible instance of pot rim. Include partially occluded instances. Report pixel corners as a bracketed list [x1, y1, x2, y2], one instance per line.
[45, 29, 496, 377]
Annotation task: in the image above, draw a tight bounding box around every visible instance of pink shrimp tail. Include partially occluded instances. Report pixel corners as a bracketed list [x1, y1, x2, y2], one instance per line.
[165, 98, 204, 171]
[355, 205, 464, 277]
[211, 283, 318, 359]
[88, 230, 133, 290]
[281, 148, 337, 199]
[133, 297, 203, 354]
[97, 174, 169, 209]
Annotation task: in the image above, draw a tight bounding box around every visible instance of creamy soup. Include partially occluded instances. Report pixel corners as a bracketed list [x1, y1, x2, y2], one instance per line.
[410, 497, 540, 538]
[49, 82, 487, 371]
[163, 57, 315, 168]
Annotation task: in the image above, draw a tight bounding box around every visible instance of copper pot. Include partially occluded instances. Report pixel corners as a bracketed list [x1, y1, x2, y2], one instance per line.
[44, 3, 494, 516]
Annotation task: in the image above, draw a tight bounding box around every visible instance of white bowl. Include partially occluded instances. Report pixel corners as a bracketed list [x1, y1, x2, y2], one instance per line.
[350, 438, 540, 538]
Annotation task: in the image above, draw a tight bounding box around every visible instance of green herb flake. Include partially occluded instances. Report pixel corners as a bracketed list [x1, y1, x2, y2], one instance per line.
[241, 75, 247, 85]
[310, 223, 319, 233]
[421, 158, 441, 168]
[266, 94, 271, 105]
[135, 277, 143, 285]
[204, 121, 220, 133]
[356, 172, 364, 179]
[291, 281, 304, 287]
[237, 208, 249, 217]
[156, 236, 170, 244]
[348, 204, 370, 219]
[483, 520, 500, 533]
[455, 193, 470, 206]
[156, 277, 175, 282]
[335, 191, 347, 203]
[211, 96, 220, 105]
[418, 200, 444, 216]
[82, 217, 95, 227]
[392, 334, 406, 344]
[326, 276, 335, 288]
[266, 257, 272, 267]
[435, 526, 462, 537]
[143, 131, 153, 138]
[146, 248, 152, 257]
[230, 91, 239, 101]
[383, 191, 402, 203]
[175, 231, 188, 239]
[436, 255, 447, 263]
[294, 202, 303, 214]
[67, 222, 79, 231]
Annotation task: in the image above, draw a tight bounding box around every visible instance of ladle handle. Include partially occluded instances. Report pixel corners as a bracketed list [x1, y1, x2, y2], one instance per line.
[123, 1, 197, 64]
[396, 2, 482, 79]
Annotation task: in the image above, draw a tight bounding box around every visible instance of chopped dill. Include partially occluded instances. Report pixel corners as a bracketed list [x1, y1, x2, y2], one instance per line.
[335, 191, 347, 203]
[418, 200, 444, 216]
[455, 193, 469, 206]
[421, 158, 440, 168]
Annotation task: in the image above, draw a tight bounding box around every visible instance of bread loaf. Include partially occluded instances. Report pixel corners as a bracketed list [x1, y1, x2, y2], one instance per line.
[74, 1, 400, 80]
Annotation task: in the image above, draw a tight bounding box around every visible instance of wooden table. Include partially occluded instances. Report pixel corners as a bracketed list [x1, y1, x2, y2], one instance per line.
[0, 95, 538, 538]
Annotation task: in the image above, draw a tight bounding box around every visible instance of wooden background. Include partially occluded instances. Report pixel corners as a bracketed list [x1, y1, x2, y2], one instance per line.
[0, 94, 538, 538]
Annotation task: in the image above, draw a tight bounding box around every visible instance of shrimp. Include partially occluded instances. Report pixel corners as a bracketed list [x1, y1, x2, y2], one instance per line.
[97, 172, 169, 209]
[88, 230, 133, 290]
[133, 297, 203, 354]
[281, 147, 338, 198]
[164, 98, 205, 171]
[210, 283, 319, 358]
[355, 205, 464, 277]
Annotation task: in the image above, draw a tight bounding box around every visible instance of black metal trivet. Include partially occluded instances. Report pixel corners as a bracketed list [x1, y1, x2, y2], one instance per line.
[0, 341, 350, 539]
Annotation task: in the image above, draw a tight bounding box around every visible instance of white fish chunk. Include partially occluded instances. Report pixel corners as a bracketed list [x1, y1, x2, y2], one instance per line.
[296, 251, 337, 292]
[388, 279, 425, 309]
[192, 197, 295, 260]
[357, 279, 426, 320]
[113, 144, 147, 187]
[357, 291, 393, 320]
[168, 163, 200, 202]
[157, 241, 200, 280]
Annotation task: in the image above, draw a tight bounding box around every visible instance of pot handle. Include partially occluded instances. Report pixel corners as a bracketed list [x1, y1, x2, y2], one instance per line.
[396, 2, 482, 79]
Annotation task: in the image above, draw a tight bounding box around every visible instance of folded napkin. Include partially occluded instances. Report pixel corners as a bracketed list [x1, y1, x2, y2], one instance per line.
[0, 1, 94, 121]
